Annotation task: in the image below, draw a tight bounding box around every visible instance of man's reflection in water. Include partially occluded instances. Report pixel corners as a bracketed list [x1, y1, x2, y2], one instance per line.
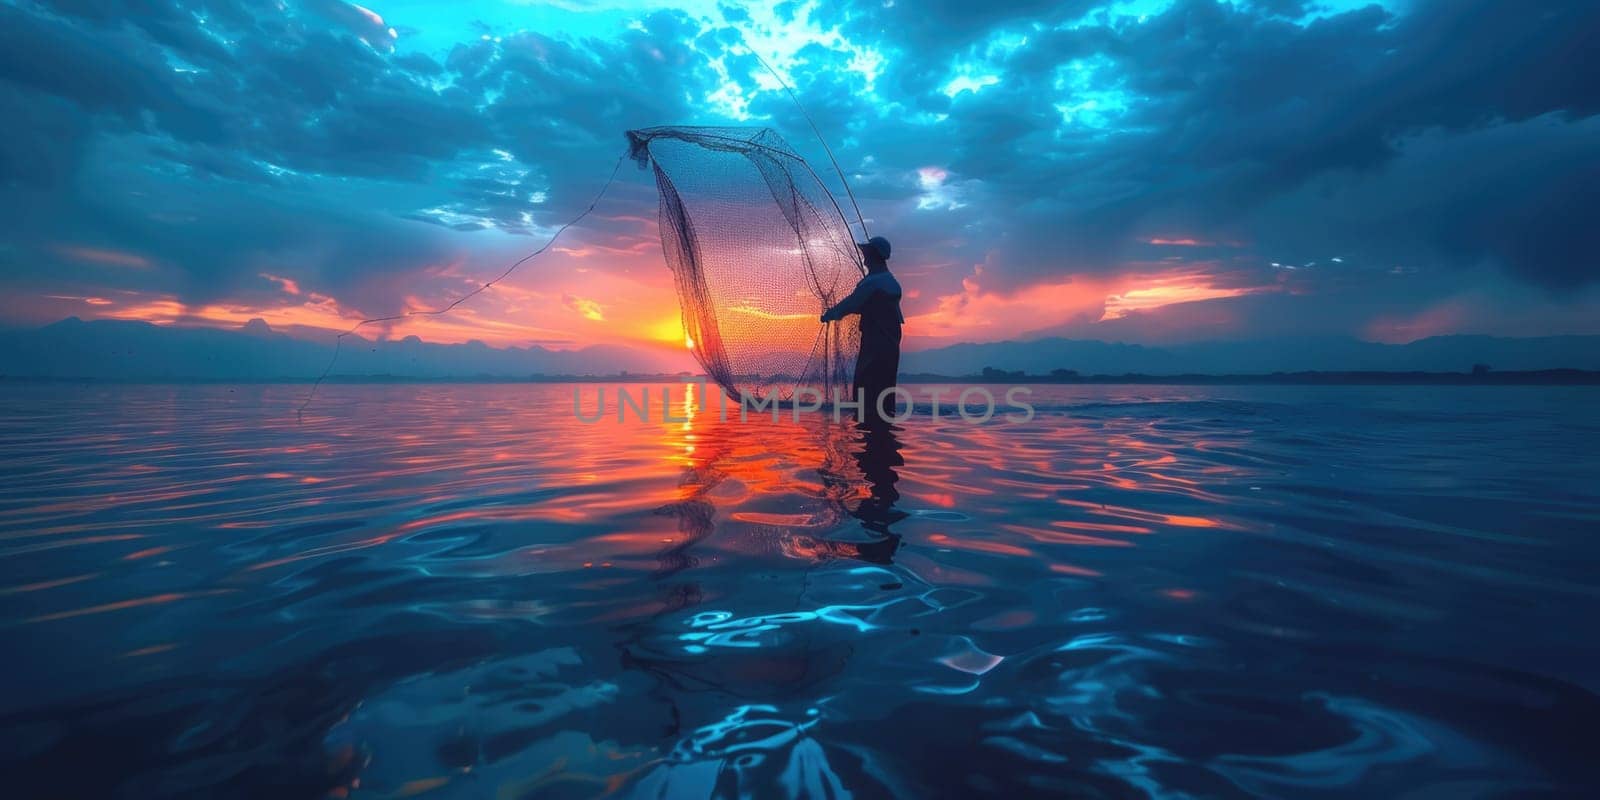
[845, 422, 908, 564]
[617, 415, 913, 770]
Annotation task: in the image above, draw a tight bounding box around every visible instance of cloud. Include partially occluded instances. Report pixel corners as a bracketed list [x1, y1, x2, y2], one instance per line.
[562, 293, 607, 321]
[50, 245, 154, 269]
[0, 0, 718, 326]
[260, 273, 303, 296]
[806, 0, 1599, 300]
[0, 0, 1596, 352]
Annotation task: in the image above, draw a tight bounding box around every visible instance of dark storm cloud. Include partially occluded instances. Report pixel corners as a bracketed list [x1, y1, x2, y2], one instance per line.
[0, 1, 738, 317]
[444, 11, 730, 221]
[0, 3, 458, 315]
[0, 3, 215, 142]
[812, 0, 1599, 294]
[745, 42, 877, 164]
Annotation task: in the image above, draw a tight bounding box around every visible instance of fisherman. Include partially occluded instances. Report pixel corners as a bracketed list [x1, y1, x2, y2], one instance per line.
[821, 236, 903, 424]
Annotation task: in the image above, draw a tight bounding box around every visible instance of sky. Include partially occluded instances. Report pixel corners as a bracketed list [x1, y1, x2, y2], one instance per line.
[2, 0, 1597, 372]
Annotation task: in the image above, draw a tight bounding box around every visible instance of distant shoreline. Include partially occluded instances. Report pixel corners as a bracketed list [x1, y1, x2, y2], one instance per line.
[906, 369, 1600, 385]
[4, 369, 1598, 386]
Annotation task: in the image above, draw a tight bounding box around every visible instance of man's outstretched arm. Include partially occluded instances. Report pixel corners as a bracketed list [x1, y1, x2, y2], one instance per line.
[821, 280, 877, 322]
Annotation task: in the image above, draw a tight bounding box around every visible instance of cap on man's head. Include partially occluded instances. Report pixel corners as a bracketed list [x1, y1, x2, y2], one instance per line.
[857, 235, 891, 261]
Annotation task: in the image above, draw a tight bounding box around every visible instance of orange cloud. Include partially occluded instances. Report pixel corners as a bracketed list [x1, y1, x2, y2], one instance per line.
[912, 265, 1262, 345]
[69, 241, 693, 355]
[52, 245, 152, 269]
[43, 229, 1270, 362]
[1101, 276, 1252, 320]
[562, 294, 606, 321]
[260, 273, 301, 295]
[913, 267, 1114, 343]
[1145, 237, 1246, 248]
[90, 290, 589, 349]
[45, 294, 114, 306]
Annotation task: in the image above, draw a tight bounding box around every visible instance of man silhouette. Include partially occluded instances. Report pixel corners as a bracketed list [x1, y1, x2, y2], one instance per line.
[821, 236, 903, 424]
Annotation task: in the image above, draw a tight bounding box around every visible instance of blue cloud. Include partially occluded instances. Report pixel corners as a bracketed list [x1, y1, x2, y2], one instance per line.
[0, 0, 1596, 340]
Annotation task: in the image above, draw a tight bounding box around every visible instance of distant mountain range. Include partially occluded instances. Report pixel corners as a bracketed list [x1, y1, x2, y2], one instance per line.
[900, 334, 1600, 376]
[1, 317, 1596, 380]
[0, 317, 685, 380]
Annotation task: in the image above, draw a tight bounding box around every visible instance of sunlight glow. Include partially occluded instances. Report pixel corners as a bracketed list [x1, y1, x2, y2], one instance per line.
[1101, 280, 1250, 321]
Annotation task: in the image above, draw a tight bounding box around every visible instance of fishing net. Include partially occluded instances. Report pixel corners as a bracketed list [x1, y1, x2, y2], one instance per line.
[627, 126, 863, 402]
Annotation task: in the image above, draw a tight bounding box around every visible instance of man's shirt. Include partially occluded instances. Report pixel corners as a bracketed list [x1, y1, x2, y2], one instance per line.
[822, 271, 904, 338]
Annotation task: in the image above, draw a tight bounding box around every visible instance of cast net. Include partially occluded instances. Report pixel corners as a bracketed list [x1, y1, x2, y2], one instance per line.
[627, 126, 863, 402]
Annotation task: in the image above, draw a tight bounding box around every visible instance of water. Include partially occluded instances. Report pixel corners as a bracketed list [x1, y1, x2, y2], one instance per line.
[1, 382, 1596, 798]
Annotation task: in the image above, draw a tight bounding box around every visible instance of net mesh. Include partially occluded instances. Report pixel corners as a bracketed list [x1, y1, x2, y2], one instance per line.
[628, 126, 863, 402]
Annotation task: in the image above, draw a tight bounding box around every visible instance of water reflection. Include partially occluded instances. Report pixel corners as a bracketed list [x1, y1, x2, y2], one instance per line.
[573, 397, 916, 799]
[0, 383, 1597, 797]
[843, 424, 908, 561]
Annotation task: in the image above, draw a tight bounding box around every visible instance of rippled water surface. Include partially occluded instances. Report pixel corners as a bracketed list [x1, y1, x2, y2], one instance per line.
[2, 382, 1597, 798]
